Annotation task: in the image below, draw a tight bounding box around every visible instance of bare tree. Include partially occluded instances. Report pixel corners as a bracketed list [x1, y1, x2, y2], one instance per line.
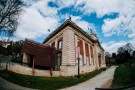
[0, 0, 23, 41]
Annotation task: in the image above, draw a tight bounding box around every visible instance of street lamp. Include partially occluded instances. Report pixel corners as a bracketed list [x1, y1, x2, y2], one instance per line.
[77, 47, 80, 78]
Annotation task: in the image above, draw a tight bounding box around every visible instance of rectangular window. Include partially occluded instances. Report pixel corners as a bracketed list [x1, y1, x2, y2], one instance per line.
[58, 40, 62, 49]
[80, 55, 83, 66]
[91, 58, 93, 65]
[86, 56, 89, 65]
[78, 39, 84, 65]
[90, 46, 94, 65]
[85, 43, 89, 65]
[55, 53, 62, 71]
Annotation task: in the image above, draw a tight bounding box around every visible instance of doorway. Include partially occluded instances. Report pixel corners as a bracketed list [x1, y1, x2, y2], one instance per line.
[28, 54, 34, 67]
[55, 52, 62, 71]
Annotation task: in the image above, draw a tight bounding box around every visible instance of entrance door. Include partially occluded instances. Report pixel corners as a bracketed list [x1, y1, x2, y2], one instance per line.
[55, 53, 62, 70]
[28, 55, 34, 67]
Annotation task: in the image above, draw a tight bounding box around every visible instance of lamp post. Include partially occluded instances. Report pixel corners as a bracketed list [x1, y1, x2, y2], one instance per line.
[77, 47, 80, 78]
[77, 57, 80, 78]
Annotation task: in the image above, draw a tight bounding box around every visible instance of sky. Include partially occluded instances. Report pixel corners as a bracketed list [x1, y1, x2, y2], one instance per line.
[12, 0, 135, 53]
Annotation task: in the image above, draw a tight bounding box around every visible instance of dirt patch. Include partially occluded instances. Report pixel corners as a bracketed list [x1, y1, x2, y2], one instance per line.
[101, 79, 112, 88]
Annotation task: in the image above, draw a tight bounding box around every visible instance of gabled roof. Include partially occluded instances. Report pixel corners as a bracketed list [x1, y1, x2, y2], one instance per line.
[43, 19, 94, 43]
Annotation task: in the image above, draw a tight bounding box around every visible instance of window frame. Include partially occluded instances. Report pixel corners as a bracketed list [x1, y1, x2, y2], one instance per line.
[57, 38, 62, 50]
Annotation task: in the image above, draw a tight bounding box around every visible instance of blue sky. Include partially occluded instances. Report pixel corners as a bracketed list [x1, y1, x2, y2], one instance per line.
[10, 0, 135, 53]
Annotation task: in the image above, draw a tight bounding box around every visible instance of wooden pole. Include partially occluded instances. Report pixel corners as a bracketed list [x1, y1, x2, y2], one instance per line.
[32, 57, 35, 75]
[50, 67, 53, 76]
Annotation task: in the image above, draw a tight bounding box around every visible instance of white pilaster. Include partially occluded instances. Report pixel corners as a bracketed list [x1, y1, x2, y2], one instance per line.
[75, 35, 78, 63]
[83, 40, 86, 65]
[55, 38, 57, 49]
[88, 43, 91, 65]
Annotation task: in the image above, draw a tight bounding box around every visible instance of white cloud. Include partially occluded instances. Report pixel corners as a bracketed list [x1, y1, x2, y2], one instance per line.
[15, 0, 59, 40]
[75, 0, 119, 17]
[33, 0, 58, 17]
[13, 0, 135, 52]
[59, 14, 97, 33]
[102, 13, 135, 37]
[21, 0, 39, 6]
[70, 15, 97, 33]
[129, 39, 135, 47]
[102, 41, 127, 53]
[102, 39, 135, 53]
[74, 0, 135, 39]
[56, 0, 76, 9]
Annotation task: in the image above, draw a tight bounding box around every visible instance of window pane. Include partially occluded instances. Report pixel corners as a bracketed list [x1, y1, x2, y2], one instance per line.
[86, 57, 89, 65]
[58, 40, 62, 49]
[80, 55, 83, 66]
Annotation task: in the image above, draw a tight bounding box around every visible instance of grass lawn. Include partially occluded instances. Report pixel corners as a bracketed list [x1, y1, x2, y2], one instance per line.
[112, 66, 135, 87]
[0, 68, 104, 90]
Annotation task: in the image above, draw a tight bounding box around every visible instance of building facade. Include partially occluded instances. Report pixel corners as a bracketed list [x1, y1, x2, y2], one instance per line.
[42, 19, 106, 76]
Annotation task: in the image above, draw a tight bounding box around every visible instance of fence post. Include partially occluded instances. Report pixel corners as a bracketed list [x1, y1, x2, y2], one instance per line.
[50, 67, 53, 76]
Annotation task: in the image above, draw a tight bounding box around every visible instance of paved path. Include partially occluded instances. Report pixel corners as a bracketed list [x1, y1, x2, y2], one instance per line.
[61, 66, 117, 90]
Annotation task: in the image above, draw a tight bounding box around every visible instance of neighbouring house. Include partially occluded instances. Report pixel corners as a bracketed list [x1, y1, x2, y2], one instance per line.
[0, 41, 10, 48]
[0, 40, 11, 55]
[22, 18, 106, 76]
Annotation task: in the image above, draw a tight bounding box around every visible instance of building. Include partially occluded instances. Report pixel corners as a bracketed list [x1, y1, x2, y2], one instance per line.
[0, 40, 11, 55]
[22, 18, 106, 76]
[0, 41, 10, 48]
[43, 18, 106, 76]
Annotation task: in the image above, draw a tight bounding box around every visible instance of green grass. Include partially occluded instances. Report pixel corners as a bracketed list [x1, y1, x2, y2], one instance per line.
[0, 69, 104, 90]
[112, 66, 135, 87]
